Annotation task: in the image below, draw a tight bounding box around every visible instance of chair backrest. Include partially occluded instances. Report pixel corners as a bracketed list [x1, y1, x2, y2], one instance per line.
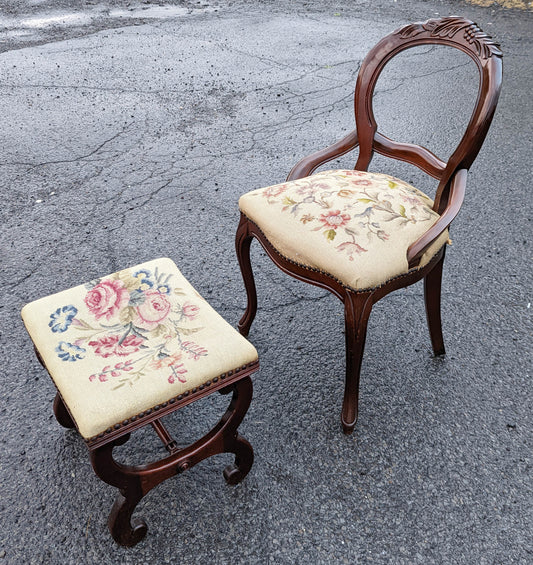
[354, 16, 502, 213]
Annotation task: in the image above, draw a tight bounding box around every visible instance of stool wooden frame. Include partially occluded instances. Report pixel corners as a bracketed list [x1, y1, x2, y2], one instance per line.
[37, 349, 258, 547]
[236, 17, 502, 433]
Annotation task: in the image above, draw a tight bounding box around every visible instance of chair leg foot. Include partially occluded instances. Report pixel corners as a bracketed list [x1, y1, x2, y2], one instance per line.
[341, 292, 373, 435]
[341, 416, 357, 435]
[424, 249, 446, 356]
[236, 213, 258, 337]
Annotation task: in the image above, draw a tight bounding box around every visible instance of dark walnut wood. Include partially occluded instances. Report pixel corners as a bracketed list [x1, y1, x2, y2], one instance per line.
[88, 377, 254, 546]
[236, 16, 502, 433]
[84, 377, 254, 546]
[45, 360, 258, 547]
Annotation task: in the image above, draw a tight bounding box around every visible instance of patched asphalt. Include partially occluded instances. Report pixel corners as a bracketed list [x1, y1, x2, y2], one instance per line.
[1, 1, 531, 563]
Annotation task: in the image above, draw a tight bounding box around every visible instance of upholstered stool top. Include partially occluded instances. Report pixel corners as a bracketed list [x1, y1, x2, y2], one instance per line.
[239, 169, 449, 291]
[22, 257, 258, 441]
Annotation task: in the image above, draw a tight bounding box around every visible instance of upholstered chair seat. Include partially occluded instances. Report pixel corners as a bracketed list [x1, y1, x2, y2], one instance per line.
[239, 170, 449, 292]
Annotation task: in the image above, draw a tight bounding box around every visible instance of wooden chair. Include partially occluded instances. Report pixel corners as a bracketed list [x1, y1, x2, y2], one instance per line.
[22, 257, 259, 546]
[236, 17, 502, 434]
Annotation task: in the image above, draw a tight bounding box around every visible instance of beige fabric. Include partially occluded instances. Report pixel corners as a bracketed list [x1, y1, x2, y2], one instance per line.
[239, 169, 449, 290]
[21, 258, 258, 439]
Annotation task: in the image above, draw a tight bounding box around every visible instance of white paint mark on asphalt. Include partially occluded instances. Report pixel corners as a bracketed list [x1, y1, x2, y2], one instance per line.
[20, 13, 93, 28]
[0, 4, 217, 48]
[109, 6, 191, 19]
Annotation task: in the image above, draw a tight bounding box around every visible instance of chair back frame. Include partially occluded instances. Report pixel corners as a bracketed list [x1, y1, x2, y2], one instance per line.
[354, 16, 503, 213]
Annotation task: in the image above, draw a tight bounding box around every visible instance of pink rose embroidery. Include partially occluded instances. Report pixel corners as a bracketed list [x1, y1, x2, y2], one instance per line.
[182, 302, 200, 320]
[135, 291, 171, 329]
[263, 184, 287, 199]
[318, 210, 351, 229]
[89, 334, 144, 358]
[85, 280, 129, 321]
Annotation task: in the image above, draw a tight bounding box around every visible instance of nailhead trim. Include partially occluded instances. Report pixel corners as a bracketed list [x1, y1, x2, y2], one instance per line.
[244, 215, 445, 294]
[85, 360, 259, 445]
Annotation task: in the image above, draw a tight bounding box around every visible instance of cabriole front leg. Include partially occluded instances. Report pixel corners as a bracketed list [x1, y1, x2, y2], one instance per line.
[236, 213, 258, 337]
[342, 291, 373, 434]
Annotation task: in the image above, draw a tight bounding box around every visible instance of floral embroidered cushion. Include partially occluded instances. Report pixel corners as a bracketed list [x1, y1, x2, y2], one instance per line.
[21, 258, 258, 439]
[239, 169, 449, 291]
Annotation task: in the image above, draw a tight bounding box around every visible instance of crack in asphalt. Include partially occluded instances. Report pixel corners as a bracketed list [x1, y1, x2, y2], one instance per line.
[3, 123, 133, 169]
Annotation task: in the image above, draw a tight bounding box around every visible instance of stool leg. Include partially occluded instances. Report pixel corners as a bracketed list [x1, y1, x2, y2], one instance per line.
[53, 392, 76, 429]
[220, 377, 254, 484]
[89, 434, 147, 547]
[89, 377, 254, 546]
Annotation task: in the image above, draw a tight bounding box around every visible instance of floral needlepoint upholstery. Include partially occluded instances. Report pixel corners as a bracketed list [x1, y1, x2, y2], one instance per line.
[21, 258, 258, 439]
[239, 169, 450, 291]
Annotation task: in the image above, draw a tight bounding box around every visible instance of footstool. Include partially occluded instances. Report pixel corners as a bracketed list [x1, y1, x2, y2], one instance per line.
[21, 257, 259, 546]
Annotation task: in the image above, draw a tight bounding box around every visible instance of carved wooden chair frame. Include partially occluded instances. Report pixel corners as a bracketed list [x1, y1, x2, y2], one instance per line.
[236, 17, 502, 433]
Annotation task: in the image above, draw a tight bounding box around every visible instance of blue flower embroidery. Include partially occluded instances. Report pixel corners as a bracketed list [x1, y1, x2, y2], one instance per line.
[157, 284, 171, 294]
[49, 305, 78, 333]
[56, 341, 86, 362]
[133, 269, 154, 291]
[134, 269, 151, 279]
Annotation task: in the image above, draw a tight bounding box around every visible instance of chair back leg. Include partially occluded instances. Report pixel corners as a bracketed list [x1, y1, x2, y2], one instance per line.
[424, 247, 446, 356]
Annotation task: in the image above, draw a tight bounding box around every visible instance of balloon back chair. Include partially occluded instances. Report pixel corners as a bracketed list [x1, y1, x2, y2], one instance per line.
[236, 17, 502, 434]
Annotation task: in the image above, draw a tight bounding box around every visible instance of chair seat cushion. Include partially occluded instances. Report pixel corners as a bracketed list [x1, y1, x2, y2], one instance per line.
[239, 169, 449, 291]
[21, 258, 258, 440]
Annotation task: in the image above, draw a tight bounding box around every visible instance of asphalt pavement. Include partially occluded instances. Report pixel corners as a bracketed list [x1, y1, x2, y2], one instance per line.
[1, 1, 532, 563]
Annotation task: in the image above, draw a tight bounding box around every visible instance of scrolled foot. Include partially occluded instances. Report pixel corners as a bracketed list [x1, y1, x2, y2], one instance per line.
[108, 493, 148, 547]
[223, 434, 253, 485]
[223, 463, 245, 485]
